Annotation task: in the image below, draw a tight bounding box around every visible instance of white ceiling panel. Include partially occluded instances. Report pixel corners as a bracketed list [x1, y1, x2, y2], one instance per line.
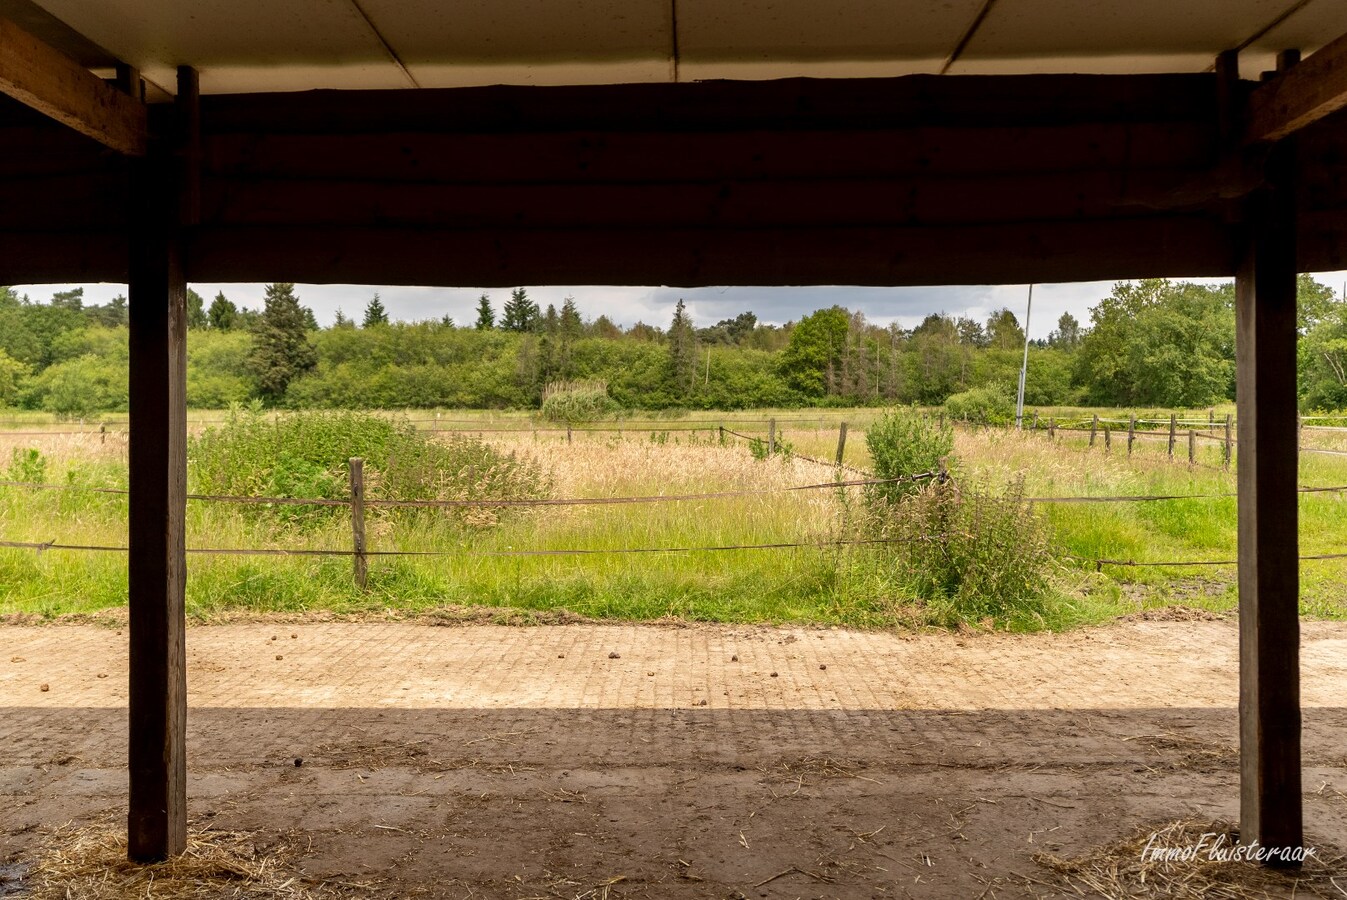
[676, 0, 983, 64]
[360, 0, 670, 65]
[32, 0, 403, 93]
[949, 0, 1301, 73]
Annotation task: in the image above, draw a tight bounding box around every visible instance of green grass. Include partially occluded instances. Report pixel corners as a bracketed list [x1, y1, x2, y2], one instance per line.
[3, 405, 1347, 629]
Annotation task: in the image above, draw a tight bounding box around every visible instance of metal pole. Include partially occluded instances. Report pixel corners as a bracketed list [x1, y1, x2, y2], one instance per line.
[1015, 283, 1033, 429]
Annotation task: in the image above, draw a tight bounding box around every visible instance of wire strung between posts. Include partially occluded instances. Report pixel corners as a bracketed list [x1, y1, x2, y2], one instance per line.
[719, 427, 876, 478]
[0, 536, 927, 557]
[1065, 550, 1347, 569]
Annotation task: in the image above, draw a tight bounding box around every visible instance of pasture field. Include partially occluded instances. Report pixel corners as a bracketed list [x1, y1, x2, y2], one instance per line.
[2, 406, 1346, 629]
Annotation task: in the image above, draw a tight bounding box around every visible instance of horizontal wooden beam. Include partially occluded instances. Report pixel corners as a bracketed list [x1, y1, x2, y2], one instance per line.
[200, 74, 1219, 135]
[1247, 30, 1347, 143]
[176, 218, 1233, 287]
[205, 122, 1216, 185]
[0, 16, 145, 155]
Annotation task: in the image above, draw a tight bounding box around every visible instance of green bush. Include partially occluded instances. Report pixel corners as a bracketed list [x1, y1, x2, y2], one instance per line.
[864, 406, 953, 504]
[540, 380, 619, 423]
[6, 448, 46, 484]
[190, 407, 550, 527]
[944, 387, 1014, 425]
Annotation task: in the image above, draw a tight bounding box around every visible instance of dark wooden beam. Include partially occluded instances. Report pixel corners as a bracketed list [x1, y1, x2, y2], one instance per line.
[126, 67, 195, 863]
[182, 216, 1234, 287]
[1235, 144, 1303, 865]
[1247, 30, 1347, 142]
[0, 15, 145, 154]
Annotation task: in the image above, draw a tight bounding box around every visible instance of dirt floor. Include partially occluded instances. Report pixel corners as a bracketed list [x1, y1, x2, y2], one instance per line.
[2, 616, 1346, 897]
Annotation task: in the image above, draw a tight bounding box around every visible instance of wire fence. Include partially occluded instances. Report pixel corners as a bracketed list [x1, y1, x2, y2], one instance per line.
[3, 409, 1347, 577]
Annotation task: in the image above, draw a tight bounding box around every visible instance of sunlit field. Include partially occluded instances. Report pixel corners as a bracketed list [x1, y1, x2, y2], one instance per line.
[2, 406, 1345, 629]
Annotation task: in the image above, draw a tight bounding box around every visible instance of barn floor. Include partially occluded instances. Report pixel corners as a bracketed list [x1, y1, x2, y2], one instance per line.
[2, 617, 1346, 898]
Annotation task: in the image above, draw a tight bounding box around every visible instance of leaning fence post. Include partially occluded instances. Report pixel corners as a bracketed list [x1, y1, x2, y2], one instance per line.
[1188, 429, 1196, 467]
[768, 418, 777, 455]
[1127, 414, 1136, 456]
[835, 421, 848, 467]
[1168, 414, 1177, 458]
[1224, 414, 1233, 469]
[1089, 414, 1099, 448]
[349, 457, 368, 591]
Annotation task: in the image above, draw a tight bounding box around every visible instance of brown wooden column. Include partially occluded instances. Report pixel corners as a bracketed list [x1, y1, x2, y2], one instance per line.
[1235, 142, 1302, 864]
[126, 68, 195, 862]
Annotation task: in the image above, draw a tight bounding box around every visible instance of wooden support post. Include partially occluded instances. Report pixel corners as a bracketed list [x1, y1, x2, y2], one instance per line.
[1127, 414, 1136, 456]
[1225, 414, 1234, 469]
[1235, 145, 1302, 864]
[768, 418, 776, 455]
[835, 422, 848, 467]
[939, 412, 945, 430]
[1048, 417, 1056, 440]
[1188, 428, 1196, 466]
[126, 68, 194, 863]
[1031, 411, 1038, 432]
[349, 457, 367, 591]
[1104, 425, 1111, 454]
[1169, 414, 1178, 457]
[566, 424, 573, 444]
[1089, 414, 1098, 447]
[1209, 408, 1216, 432]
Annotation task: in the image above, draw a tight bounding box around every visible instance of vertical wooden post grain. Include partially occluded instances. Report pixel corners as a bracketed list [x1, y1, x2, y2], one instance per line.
[835, 422, 848, 467]
[349, 457, 367, 591]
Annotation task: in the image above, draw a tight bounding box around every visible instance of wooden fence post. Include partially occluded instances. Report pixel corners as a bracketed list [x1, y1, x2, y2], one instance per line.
[939, 411, 945, 430]
[349, 457, 367, 591]
[1225, 414, 1234, 469]
[1104, 426, 1111, 454]
[566, 424, 573, 444]
[1089, 414, 1099, 447]
[1127, 414, 1136, 456]
[1209, 408, 1216, 432]
[768, 418, 777, 455]
[1169, 414, 1178, 458]
[1031, 411, 1039, 431]
[1188, 429, 1196, 467]
[1048, 417, 1056, 440]
[835, 422, 848, 467]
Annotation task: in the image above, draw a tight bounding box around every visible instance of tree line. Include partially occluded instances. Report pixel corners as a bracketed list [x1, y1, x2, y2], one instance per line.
[1, 277, 1344, 417]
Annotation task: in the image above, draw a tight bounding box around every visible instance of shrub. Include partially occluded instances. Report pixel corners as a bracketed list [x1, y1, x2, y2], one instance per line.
[540, 380, 619, 423]
[190, 407, 550, 527]
[864, 406, 954, 504]
[944, 387, 1014, 425]
[6, 448, 46, 484]
[871, 477, 1055, 628]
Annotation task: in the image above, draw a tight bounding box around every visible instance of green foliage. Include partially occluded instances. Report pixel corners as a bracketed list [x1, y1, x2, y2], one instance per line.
[363, 293, 389, 327]
[540, 380, 618, 423]
[6, 447, 46, 484]
[864, 406, 954, 504]
[207, 292, 239, 330]
[778, 306, 850, 397]
[248, 283, 318, 403]
[501, 288, 540, 332]
[1074, 279, 1234, 407]
[944, 386, 1014, 425]
[29, 353, 127, 417]
[667, 299, 697, 397]
[876, 478, 1056, 628]
[474, 294, 495, 330]
[187, 289, 208, 329]
[189, 408, 550, 527]
[0, 349, 28, 407]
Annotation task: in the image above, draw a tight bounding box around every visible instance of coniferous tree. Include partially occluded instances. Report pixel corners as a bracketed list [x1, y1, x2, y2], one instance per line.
[363, 293, 389, 327]
[207, 292, 238, 330]
[333, 308, 354, 329]
[667, 299, 697, 396]
[501, 287, 540, 332]
[248, 283, 318, 402]
[474, 294, 495, 330]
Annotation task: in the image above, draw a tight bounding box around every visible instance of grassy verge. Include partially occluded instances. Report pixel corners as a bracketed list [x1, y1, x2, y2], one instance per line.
[2, 408, 1346, 629]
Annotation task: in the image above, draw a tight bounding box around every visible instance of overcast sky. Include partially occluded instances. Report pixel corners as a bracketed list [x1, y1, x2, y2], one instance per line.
[14, 274, 1347, 340]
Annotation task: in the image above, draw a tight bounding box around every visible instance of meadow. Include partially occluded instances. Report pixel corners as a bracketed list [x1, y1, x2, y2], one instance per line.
[2, 406, 1346, 630]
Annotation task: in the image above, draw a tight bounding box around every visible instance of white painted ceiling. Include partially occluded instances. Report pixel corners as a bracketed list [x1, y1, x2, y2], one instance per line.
[25, 0, 1347, 95]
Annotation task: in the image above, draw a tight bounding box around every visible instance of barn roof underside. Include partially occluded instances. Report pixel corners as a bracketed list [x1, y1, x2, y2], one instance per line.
[2, 0, 1346, 287]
